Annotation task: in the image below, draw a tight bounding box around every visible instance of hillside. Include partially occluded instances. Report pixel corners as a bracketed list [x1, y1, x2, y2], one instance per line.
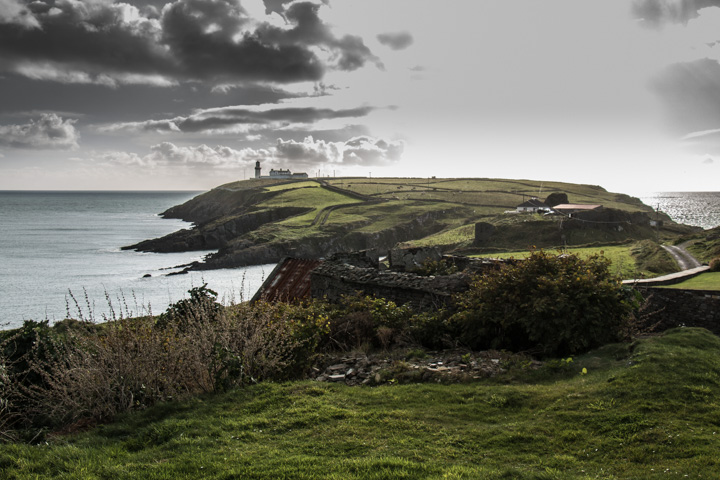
[4, 328, 720, 478]
[124, 177, 694, 271]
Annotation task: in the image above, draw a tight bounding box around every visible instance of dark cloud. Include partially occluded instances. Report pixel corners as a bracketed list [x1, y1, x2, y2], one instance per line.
[650, 59, 720, 135]
[161, 0, 324, 83]
[0, 73, 304, 129]
[0, 0, 172, 84]
[256, 2, 382, 72]
[0, 0, 378, 86]
[104, 105, 376, 133]
[632, 0, 720, 25]
[262, 0, 330, 18]
[703, 156, 715, 164]
[0, 113, 79, 149]
[377, 31, 414, 51]
[262, 0, 294, 16]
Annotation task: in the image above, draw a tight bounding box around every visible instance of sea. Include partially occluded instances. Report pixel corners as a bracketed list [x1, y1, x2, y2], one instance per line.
[1, 190, 719, 331]
[637, 192, 720, 231]
[0, 191, 274, 330]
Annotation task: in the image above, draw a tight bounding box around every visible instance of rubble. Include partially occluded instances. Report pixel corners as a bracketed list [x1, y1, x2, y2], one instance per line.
[312, 349, 542, 386]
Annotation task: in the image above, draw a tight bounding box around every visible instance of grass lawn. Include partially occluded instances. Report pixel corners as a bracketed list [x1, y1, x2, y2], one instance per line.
[476, 245, 640, 279]
[660, 272, 720, 291]
[4, 328, 720, 479]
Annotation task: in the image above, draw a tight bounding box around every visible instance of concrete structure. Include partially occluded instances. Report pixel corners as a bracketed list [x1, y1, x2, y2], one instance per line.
[254, 161, 308, 179]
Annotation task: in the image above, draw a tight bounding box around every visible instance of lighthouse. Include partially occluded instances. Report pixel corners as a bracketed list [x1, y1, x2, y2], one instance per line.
[255, 160, 261, 179]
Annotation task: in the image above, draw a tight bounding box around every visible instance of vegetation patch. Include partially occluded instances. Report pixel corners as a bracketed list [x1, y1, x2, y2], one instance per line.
[3, 329, 720, 478]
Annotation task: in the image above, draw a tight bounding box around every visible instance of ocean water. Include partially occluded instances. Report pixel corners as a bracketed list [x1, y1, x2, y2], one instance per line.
[638, 192, 720, 230]
[0, 191, 273, 330]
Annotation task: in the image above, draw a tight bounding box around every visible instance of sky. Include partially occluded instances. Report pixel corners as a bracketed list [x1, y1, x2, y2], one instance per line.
[1, 0, 720, 194]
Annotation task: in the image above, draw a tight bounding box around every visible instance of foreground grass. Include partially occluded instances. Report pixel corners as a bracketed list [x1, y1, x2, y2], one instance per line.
[660, 272, 720, 291]
[4, 328, 720, 479]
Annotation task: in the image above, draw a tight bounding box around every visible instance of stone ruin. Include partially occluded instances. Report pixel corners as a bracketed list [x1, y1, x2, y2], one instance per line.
[309, 248, 509, 311]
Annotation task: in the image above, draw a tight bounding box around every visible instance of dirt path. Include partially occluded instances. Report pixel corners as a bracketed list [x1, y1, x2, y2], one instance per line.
[662, 241, 702, 270]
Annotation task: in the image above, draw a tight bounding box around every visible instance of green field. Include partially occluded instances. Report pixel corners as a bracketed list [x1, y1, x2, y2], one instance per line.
[3, 328, 720, 479]
[473, 245, 641, 279]
[327, 177, 652, 213]
[660, 272, 720, 291]
[259, 187, 362, 227]
[264, 180, 320, 192]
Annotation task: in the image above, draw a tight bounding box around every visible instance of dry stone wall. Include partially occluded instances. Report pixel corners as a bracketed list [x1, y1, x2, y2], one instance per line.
[637, 287, 720, 335]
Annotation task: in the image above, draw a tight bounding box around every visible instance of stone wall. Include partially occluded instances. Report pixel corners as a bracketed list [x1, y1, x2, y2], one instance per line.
[637, 287, 720, 335]
[310, 262, 470, 311]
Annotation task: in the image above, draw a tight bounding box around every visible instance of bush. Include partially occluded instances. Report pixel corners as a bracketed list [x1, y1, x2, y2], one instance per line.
[709, 257, 720, 272]
[157, 283, 223, 328]
[450, 250, 634, 356]
[325, 295, 414, 349]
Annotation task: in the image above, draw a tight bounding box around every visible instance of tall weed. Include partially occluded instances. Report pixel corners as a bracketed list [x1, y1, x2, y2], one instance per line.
[2, 291, 311, 439]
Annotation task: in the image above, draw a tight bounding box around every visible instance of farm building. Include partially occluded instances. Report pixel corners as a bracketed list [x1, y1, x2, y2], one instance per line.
[516, 198, 550, 213]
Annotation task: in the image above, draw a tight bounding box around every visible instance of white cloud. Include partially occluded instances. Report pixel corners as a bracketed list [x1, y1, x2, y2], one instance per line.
[94, 143, 271, 170]
[274, 136, 404, 167]
[91, 135, 404, 173]
[14, 62, 177, 88]
[0, 114, 79, 150]
[0, 0, 40, 29]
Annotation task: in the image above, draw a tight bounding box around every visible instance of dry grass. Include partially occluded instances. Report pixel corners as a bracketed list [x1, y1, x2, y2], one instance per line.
[0, 299, 309, 439]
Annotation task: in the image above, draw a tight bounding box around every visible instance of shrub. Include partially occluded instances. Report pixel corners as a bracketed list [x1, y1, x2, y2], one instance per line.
[157, 283, 223, 329]
[0, 361, 16, 443]
[326, 295, 414, 349]
[4, 295, 312, 437]
[709, 257, 720, 272]
[450, 250, 634, 356]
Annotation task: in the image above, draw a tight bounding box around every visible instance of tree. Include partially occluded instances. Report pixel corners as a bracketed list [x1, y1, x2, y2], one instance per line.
[544, 192, 569, 207]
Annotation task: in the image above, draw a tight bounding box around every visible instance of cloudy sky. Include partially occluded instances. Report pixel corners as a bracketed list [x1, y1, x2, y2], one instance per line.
[1, 0, 720, 193]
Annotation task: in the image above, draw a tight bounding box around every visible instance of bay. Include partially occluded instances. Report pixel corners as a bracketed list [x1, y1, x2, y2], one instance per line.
[0, 191, 272, 330]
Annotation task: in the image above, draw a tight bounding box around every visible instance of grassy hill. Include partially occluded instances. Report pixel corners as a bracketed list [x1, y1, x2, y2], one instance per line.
[125, 177, 695, 277]
[3, 327, 720, 479]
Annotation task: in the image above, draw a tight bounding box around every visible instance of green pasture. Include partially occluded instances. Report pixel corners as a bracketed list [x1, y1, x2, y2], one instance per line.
[264, 180, 320, 192]
[259, 187, 361, 227]
[328, 178, 652, 213]
[477, 245, 641, 279]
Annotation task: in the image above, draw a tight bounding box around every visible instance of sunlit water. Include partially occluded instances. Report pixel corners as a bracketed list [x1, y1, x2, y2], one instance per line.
[637, 192, 720, 230]
[0, 191, 273, 330]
